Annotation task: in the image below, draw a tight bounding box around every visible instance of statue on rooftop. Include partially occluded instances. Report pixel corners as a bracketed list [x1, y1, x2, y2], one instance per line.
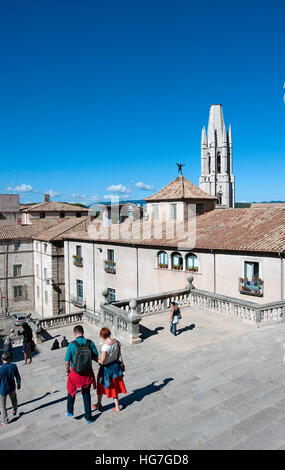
[176, 163, 185, 175]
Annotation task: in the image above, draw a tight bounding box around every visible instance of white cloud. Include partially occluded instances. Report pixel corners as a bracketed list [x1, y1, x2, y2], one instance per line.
[103, 194, 129, 201]
[7, 184, 34, 193]
[72, 193, 86, 199]
[45, 189, 60, 197]
[106, 184, 131, 194]
[134, 181, 155, 191]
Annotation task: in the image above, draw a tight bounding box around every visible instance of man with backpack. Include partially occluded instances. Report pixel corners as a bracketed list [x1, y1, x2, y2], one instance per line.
[65, 325, 98, 423]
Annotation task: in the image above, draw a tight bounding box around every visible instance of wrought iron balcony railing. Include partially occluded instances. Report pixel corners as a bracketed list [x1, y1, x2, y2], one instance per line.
[104, 260, 116, 274]
[73, 255, 83, 267]
[239, 277, 263, 297]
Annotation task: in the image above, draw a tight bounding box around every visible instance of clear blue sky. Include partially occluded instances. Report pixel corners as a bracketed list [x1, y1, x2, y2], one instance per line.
[0, 0, 284, 204]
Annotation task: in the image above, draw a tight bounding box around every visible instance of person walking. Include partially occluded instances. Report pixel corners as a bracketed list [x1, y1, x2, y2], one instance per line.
[169, 302, 180, 336]
[3, 336, 13, 362]
[0, 352, 21, 426]
[93, 327, 127, 414]
[65, 325, 98, 424]
[17, 322, 33, 364]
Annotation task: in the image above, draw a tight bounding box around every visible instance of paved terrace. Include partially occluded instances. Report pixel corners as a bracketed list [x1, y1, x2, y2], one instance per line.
[1, 306, 285, 450]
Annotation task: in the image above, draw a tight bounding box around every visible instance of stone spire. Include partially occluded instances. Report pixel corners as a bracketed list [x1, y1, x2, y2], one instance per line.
[199, 104, 235, 208]
[207, 104, 226, 147]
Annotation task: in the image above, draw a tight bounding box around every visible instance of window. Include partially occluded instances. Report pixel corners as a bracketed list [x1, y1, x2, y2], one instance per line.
[186, 254, 199, 272]
[196, 203, 204, 215]
[14, 241, 20, 251]
[152, 205, 159, 220]
[107, 288, 116, 303]
[36, 264, 39, 277]
[171, 252, 183, 270]
[240, 261, 263, 296]
[44, 243, 48, 253]
[76, 212, 81, 218]
[76, 280, 83, 301]
[208, 154, 211, 174]
[158, 251, 168, 268]
[244, 262, 259, 281]
[14, 286, 23, 299]
[13, 265, 22, 277]
[107, 249, 114, 262]
[43, 268, 48, 281]
[36, 242, 39, 251]
[45, 290, 48, 304]
[60, 212, 65, 218]
[217, 152, 221, 174]
[76, 245, 82, 257]
[37, 286, 40, 298]
[40, 212, 45, 218]
[170, 204, 177, 220]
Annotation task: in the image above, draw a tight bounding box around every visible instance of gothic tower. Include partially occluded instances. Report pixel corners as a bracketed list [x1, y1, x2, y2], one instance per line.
[199, 104, 235, 208]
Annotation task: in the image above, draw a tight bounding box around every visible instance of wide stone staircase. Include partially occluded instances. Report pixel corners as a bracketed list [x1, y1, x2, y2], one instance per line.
[1, 306, 285, 450]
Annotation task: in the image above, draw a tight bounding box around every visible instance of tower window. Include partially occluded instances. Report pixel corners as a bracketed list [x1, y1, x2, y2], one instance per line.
[208, 154, 211, 174]
[217, 152, 221, 174]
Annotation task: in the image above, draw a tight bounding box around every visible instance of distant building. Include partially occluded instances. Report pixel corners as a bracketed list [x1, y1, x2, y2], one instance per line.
[20, 198, 89, 224]
[0, 218, 89, 317]
[0, 194, 21, 225]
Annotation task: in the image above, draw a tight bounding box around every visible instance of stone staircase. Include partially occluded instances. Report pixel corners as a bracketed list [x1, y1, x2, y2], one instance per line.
[1, 306, 285, 450]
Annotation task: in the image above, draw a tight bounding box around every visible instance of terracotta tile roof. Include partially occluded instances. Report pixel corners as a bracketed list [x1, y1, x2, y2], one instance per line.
[64, 208, 285, 254]
[0, 220, 58, 240]
[33, 217, 90, 241]
[21, 201, 89, 213]
[145, 175, 217, 201]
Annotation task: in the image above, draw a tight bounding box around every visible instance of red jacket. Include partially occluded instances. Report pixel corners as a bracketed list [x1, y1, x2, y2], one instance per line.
[67, 368, 96, 397]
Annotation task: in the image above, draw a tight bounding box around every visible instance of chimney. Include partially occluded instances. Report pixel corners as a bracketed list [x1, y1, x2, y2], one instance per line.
[44, 194, 50, 202]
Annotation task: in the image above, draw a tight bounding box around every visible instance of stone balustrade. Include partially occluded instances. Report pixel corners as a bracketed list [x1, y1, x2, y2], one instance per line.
[8, 277, 284, 349]
[189, 288, 285, 326]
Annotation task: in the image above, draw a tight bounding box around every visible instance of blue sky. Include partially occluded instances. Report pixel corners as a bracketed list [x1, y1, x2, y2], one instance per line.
[0, 0, 284, 204]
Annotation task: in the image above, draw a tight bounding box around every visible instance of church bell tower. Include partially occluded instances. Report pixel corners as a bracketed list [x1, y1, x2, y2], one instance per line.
[199, 104, 235, 208]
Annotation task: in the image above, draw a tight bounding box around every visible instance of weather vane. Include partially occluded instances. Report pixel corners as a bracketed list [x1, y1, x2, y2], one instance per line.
[176, 163, 185, 175]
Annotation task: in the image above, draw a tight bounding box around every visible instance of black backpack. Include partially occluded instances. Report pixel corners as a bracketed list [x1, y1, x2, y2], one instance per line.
[72, 339, 92, 374]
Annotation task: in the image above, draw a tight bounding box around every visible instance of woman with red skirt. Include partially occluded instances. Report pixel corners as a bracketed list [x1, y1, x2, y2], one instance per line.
[93, 327, 127, 413]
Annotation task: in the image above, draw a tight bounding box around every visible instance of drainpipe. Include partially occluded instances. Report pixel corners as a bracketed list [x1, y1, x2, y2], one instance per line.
[136, 247, 139, 297]
[211, 249, 216, 294]
[279, 252, 284, 301]
[93, 243, 96, 314]
[67, 241, 70, 314]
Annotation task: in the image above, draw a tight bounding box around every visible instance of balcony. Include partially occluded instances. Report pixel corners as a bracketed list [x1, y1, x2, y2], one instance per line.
[70, 296, 86, 308]
[73, 255, 83, 267]
[104, 260, 116, 274]
[239, 278, 263, 297]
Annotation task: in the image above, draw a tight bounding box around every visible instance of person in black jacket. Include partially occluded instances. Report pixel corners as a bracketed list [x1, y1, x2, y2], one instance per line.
[18, 322, 33, 365]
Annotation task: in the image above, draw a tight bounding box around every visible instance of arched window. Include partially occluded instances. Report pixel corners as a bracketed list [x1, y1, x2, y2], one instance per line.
[208, 153, 211, 174]
[171, 252, 183, 270]
[157, 251, 168, 269]
[217, 152, 221, 174]
[217, 191, 222, 205]
[185, 253, 199, 272]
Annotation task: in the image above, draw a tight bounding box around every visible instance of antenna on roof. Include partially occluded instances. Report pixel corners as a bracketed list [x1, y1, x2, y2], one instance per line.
[176, 163, 185, 175]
